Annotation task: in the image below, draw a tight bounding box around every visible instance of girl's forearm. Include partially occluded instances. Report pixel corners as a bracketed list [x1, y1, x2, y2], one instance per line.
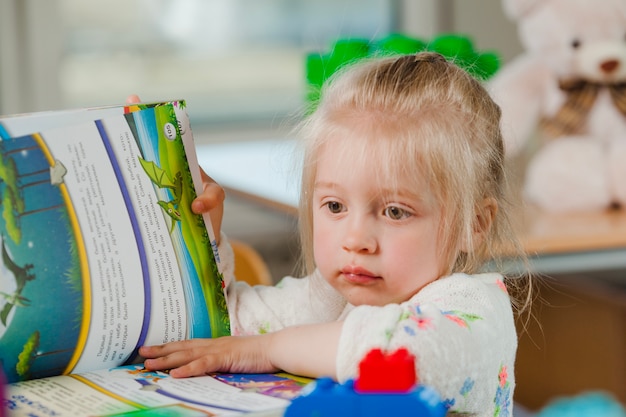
[267, 321, 343, 379]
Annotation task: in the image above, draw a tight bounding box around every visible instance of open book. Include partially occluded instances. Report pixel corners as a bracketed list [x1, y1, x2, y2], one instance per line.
[0, 102, 307, 416]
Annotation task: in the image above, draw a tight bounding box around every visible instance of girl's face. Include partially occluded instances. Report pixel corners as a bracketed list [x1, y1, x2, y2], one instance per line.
[312, 135, 446, 306]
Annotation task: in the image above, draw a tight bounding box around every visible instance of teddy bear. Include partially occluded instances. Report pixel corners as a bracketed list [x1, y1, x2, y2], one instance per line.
[488, 0, 626, 213]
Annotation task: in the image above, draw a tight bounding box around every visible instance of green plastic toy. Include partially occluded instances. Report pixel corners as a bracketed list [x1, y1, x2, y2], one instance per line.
[305, 33, 501, 111]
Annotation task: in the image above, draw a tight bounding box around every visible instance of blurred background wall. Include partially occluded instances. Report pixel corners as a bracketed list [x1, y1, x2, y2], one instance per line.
[0, 0, 523, 276]
[0, 0, 522, 138]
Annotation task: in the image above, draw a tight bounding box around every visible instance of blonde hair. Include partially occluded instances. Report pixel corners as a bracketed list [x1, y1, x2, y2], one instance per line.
[295, 52, 526, 293]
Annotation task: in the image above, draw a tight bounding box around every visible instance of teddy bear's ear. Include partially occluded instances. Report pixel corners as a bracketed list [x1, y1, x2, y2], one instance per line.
[502, 0, 543, 19]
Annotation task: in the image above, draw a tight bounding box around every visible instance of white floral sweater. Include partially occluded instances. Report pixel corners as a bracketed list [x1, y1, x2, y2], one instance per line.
[218, 235, 518, 417]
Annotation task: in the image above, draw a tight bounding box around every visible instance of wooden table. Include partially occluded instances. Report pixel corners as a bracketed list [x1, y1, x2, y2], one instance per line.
[196, 139, 626, 276]
[500, 205, 626, 275]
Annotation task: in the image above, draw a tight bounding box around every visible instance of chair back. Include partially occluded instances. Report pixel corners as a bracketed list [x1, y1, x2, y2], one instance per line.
[231, 239, 273, 286]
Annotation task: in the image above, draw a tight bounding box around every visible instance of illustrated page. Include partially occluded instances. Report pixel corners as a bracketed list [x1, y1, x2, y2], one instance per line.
[0, 103, 229, 384]
[5, 365, 308, 416]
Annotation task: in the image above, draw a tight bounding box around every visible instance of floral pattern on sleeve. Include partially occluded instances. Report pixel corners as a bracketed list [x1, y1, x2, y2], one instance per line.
[495, 278, 508, 294]
[400, 304, 483, 334]
[442, 310, 483, 328]
[393, 304, 489, 414]
[257, 321, 271, 334]
[494, 364, 511, 416]
[439, 376, 477, 413]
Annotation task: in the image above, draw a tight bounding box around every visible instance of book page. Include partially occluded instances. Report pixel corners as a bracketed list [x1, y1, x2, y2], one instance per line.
[0, 103, 229, 384]
[5, 365, 307, 416]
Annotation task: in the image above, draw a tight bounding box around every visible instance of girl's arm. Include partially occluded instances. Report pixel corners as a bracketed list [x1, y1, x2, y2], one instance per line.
[139, 320, 343, 379]
[267, 320, 343, 378]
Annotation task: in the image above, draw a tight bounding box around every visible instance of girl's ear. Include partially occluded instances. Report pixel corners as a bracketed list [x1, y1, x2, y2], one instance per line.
[460, 197, 498, 252]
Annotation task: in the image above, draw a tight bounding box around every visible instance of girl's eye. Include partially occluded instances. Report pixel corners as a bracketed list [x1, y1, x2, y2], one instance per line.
[325, 201, 343, 213]
[384, 206, 410, 220]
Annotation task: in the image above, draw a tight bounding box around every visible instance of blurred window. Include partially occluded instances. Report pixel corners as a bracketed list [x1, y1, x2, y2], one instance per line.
[59, 0, 397, 139]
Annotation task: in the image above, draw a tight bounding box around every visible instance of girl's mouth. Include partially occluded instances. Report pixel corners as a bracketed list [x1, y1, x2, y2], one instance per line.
[341, 266, 382, 285]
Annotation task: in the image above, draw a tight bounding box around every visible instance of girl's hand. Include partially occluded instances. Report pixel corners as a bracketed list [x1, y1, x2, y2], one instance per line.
[192, 168, 225, 244]
[140, 321, 343, 379]
[125, 95, 225, 242]
[126, 94, 142, 105]
[139, 336, 278, 378]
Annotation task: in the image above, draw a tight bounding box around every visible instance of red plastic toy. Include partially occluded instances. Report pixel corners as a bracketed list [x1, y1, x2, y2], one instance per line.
[284, 347, 446, 417]
[354, 347, 417, 393]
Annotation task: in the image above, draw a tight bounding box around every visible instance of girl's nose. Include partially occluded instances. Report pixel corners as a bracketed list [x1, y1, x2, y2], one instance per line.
[341, 217, 377, 253]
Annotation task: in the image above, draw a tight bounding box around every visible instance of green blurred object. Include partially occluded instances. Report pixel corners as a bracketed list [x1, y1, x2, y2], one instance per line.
[304, 32, 501, 112]
[305, 38, 370, 109]
[429, 34, 500, 80]
[374, 33, 426, 55]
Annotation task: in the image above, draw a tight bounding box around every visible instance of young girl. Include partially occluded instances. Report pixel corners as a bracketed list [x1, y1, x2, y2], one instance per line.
[138, 51, 528, 416]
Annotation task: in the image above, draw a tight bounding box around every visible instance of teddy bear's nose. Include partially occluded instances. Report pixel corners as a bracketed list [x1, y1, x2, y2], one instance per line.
[600, 59, 620, 74]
